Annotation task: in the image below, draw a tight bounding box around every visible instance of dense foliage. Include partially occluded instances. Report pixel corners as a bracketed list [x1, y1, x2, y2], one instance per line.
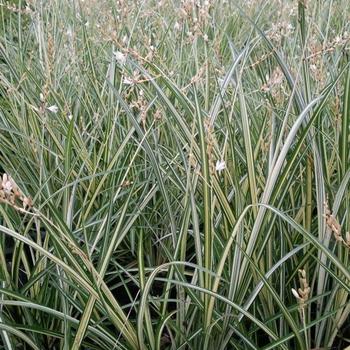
[0, 0, 349, 349]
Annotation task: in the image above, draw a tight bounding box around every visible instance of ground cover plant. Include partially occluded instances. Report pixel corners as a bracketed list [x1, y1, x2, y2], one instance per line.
[0, 0, 350, 349]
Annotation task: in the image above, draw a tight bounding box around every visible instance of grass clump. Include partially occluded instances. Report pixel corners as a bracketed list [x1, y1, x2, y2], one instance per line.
[0, 0, 350, 349]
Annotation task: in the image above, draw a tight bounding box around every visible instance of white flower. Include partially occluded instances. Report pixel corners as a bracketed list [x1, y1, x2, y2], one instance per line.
[334, 35, 342, 44]
[215, 160, 226, 172]
[114, 51, 126, 65]
[286, 23, 294, 32]
[123, 77, 134, 85]
[174, 22, 181, 31]
[47, 105, 59, 113]
[66, 27, 73, 37]
[291, 288, 300, 299]
[1, 174, 18, 194]
[2, 174, 12, 193]
[3, 181, 12, 192]
[68, 114, 73, 120]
